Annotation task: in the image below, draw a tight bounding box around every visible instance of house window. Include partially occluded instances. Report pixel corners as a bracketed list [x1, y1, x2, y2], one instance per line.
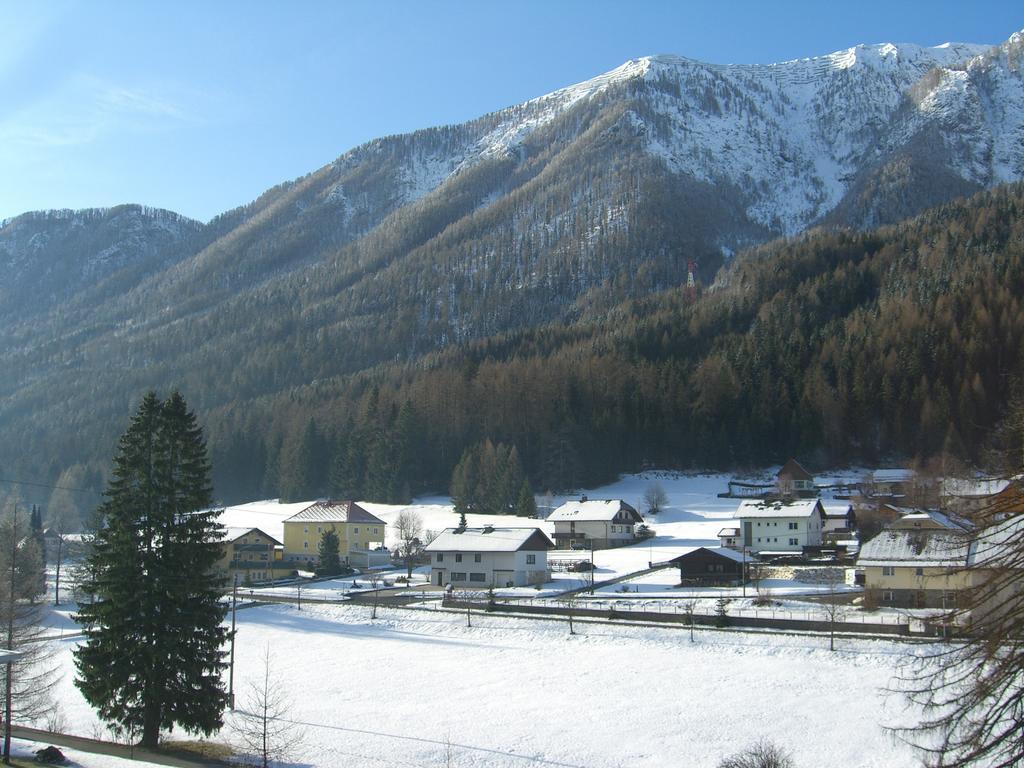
[451, 572, 466, 581]
[373, 527, 379, 534]
[303, 542, 308, 550]
[789, 538, 798, 546]
[882, 590, 895, 603]
[915, 567, 924, 576]
[303, 526, 309, 534]
[353, 527, 359, 534]
[469, 573, 486, 582]
[882, 566, 895, 576]
[455, 553, 463, 563]
[437, 553, 444, 563]
[474, 553, 482, 563]
[788, 522, 798, 530]
[526, 554, 536, 564]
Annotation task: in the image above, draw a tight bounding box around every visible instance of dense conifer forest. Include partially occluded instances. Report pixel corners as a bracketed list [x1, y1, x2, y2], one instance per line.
[199, 184, 1024, 505]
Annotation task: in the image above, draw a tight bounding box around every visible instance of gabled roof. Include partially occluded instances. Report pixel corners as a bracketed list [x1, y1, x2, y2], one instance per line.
[736, 498, 824, 519]
[547, 499, 642, 523]
[718, 527, 740, 537]
[777, 459, 813, 481]
[425, 527, 553, 553]
[670, 546, 748, 565]
[286, 500, 385, 526]
[218, 526, 283, 546]
[858, 528, 970, 568]
[822, 502, 853, 519]
[888, 509, 972, 532]
[969, 514, 1024, 568]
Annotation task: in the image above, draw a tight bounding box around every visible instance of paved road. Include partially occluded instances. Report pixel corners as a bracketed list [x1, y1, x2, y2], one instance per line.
[12, 725, 227, 767]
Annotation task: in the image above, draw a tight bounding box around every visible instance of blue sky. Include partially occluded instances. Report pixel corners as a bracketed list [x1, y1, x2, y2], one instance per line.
[1, 0, 1020, 223]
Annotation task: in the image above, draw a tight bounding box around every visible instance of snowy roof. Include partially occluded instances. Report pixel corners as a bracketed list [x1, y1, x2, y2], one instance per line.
[941, 477, 1010, 498]
[547, 499, 641, 522]
[425, 527, 553, 553]
[822, 503, 853, 519]
[670, 546, 749, 565]
[890, 509, 972, 532]
[858, 529, 970, 568]
[872, 469, 914, 483]
[969, 515, 1024, 568]
[718, 527, 740, 537]
[286, 501, 386, 526]
[218, 526, 282, 545]
[736, 499, 823, 519]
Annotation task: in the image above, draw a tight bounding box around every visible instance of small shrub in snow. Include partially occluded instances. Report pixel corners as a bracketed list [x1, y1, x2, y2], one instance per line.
[717, 739, 794, 768]
[714, 597, 731, 627]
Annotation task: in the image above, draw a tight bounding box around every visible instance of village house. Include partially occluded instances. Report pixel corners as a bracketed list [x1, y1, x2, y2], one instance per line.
[718, 526, 741, 550]
[425, 526, 553, 587]
[864, 468, 916, 500]
[822, 501, 857, 541]
[670, 546, 748, 586]
[281, 500, 388, 568]
[734, 498, 826, 554]
[857, 509, 973, 609]
[547, 497, 644, 549]
[216, 526, 285, 584]
[775, 459, 816, 498]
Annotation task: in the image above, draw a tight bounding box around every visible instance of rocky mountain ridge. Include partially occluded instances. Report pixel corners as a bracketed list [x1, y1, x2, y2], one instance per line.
[2, 29, 1023, 506]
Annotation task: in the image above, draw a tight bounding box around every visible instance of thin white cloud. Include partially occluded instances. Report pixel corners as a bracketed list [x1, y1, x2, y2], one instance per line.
[0, 73, 197, 151]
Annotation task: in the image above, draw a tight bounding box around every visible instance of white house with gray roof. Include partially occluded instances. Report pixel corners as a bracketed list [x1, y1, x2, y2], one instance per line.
[734, 498, 826, 554]
[425, 526, 553, 587]
[547, 498, 643, 549]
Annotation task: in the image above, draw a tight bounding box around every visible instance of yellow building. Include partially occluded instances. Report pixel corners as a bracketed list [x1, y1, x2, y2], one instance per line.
[282, 500, 387, 567]
[858, 510, 972, 609]
[216, 526, 285, 585]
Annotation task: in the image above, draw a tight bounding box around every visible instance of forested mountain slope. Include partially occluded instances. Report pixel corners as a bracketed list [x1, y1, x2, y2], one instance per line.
[197, 183, 1024, 503]
[2, 30, 1023, 514]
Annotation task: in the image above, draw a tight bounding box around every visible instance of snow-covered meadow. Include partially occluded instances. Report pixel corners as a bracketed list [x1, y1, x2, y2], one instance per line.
[46, 602, 924, 768]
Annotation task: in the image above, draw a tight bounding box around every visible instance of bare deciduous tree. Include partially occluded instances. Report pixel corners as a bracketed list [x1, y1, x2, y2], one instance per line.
[718, 739, 795, 768]
[896, 493, 1024, 768]
[0, 511, 60, 763]
[394, 509, 425, 579]
[231, 648, 302, 768]
[822, 570, 847, 652]
[643, 483, 668, 515]
[681, 599, 697, 643]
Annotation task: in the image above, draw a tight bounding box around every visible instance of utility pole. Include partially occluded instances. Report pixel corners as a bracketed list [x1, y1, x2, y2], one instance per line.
[228, 574, 238, 710]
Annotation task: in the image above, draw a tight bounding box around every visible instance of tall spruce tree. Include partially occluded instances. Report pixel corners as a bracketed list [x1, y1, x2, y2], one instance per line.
[74, 391, 228, 748]
[316, 529, 343, 576]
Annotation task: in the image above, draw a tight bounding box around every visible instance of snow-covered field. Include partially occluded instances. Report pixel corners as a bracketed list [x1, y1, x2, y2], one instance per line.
[46, 602, 923, 768]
